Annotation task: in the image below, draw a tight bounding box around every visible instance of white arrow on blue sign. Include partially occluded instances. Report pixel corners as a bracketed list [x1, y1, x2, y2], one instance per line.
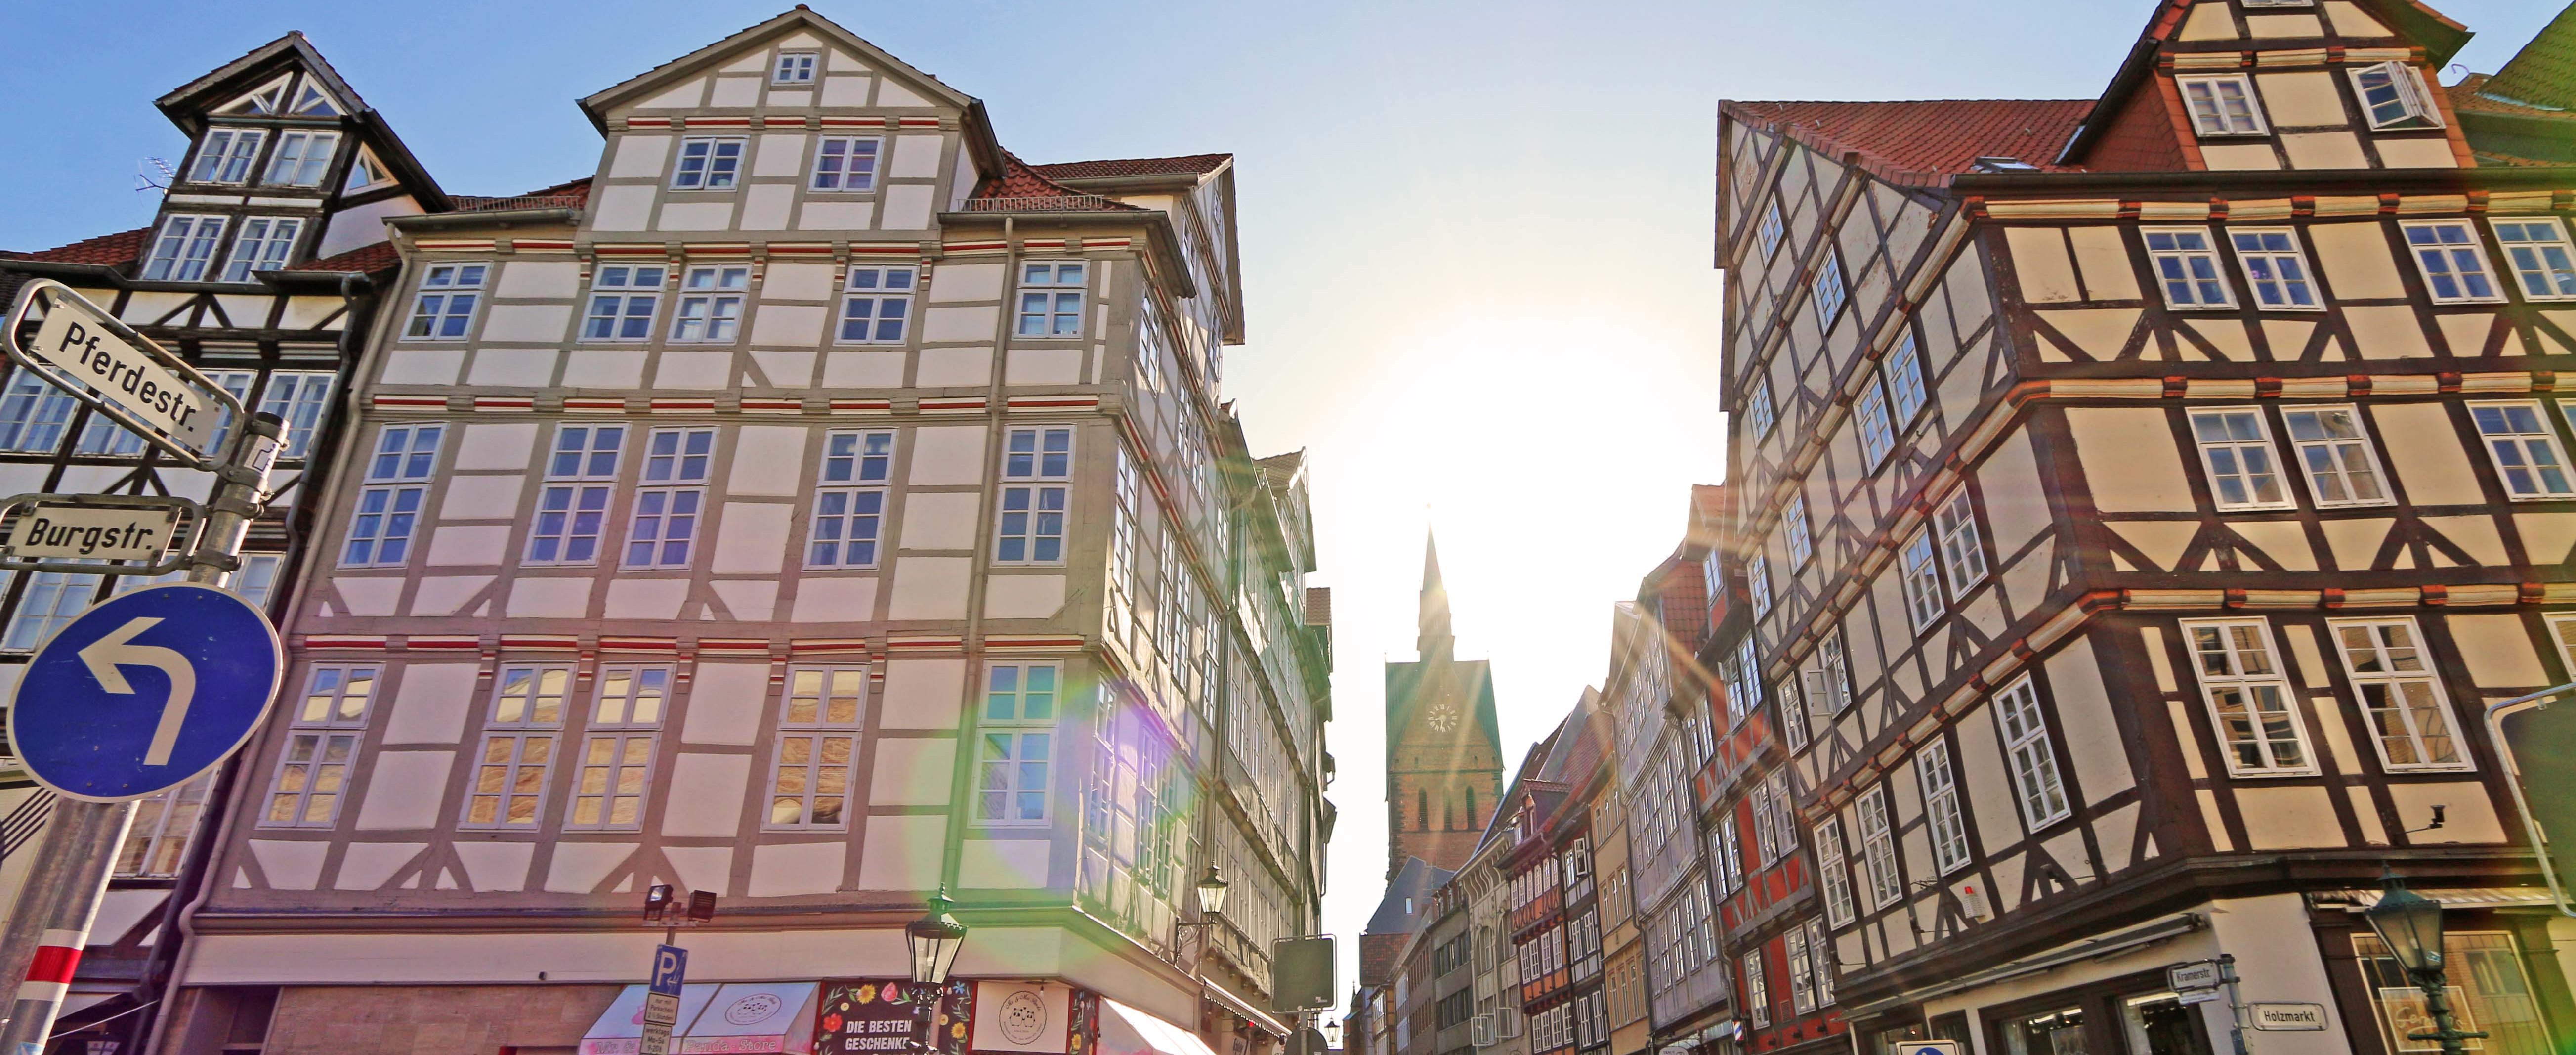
[5, 583, 281, 801]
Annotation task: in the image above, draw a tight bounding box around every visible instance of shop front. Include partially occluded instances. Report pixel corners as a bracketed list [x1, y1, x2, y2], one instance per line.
[575, 978, 1227, 1055]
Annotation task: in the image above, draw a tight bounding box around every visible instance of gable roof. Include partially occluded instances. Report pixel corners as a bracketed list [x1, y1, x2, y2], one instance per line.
[6, 227, 151, 268]
[1362, 856, 1457, 936]
[971, 154, 1147, 212]
[153, 32, 448, 211]
[1725, 99, 2093, 185]
[1031, 153, 1233, 181]
[2478, 2, 2576, 112]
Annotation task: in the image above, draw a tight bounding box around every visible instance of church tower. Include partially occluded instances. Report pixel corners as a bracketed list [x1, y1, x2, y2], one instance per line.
[1382, 532, 1504, 878]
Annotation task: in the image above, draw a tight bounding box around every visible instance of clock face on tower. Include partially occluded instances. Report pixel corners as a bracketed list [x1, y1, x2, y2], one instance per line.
[1427, 703, 1457, 733]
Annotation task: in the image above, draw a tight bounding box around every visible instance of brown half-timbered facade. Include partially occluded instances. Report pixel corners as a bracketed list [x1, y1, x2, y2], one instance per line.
[1714, 1, 2576, 1054]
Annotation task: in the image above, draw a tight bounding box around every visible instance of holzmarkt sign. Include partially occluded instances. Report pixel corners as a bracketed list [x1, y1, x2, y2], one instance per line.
[2250, 1003, 2329, 1031]
[9, 281, 222, 460]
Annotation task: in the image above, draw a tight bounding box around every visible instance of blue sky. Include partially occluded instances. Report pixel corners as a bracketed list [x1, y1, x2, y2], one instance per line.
[2, 0, 2555, 1006]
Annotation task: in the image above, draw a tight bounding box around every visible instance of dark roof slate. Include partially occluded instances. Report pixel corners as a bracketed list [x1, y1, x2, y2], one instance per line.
[2478, 1, 2576, 111]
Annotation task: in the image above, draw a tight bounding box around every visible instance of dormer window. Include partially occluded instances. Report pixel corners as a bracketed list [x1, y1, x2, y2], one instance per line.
[346, 153, 391, 193]
[187, 128, 266, 185]
[263, 132, 340, 187]
[221, 217, 304, 282]
[292, 82, 340, 116]
[2350, 61, 2444, 130]
[2177, 75, 2268, 135]
[774, 51, 818, 86]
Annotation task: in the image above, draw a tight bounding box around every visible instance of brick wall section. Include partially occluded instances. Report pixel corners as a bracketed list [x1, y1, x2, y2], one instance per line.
[263, 983, 622, 1055]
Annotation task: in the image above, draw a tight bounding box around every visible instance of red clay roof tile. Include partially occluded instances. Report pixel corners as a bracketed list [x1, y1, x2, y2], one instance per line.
[1029, 153, 1230, 180]
[287, 240, 402, 273]
[1724, 99, 2095, 184]
[9, 226, 151, 268]
[970, 154, 1146, 211]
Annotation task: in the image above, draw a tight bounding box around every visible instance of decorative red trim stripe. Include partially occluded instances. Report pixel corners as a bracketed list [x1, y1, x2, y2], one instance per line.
[942, 241, 1007, 253]
[473, 397, 534, 411]
[26, 945, 81, 985]
[898, 117, 940, 128]
[919, 397, 985, 414]
[698, 639, 770, 654]
[684, 116, 752, 128]
[513, 240, 576, 252]
[768, 243, 835, 256]
[790, 638, 870, 655]
[829, 398, 892, 414]
[373, 395, 446, 409]
[626, 117, 673, 128]
[1007, 396, 1099, 412]
[986, 635, 1086, 651]
[1021, 239, 1067, 250]
[886, 636, 963, 652]
[849, 244, 919, 256]
[742, 398, 803, 414]
[301, 635, 387, 650]
[564, 398, 625, 413]
[415, 239, 496, 252]
[599, 637, 678, 653]
[685, 244, 754, 258]
[650, 399, 716, 413]
[593, 244, 667, 257]
[405, 636, 480, 651]
[499, 635, 580, 651]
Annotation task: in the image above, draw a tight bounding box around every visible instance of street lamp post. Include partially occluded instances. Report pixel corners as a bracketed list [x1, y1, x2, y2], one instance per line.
[907, 887, 969, 1055]
[1176, 864, 1231, 971]
[2364, 873, 2488, 1055]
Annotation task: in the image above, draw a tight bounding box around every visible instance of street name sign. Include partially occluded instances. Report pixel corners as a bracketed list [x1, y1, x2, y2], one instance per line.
[2488, 684, 2576, 915]
[5, 583, 282, 800]
[7, 503, 178, 561]
[2250, 1003, 2328, 1031]
[2167, 960, 2222, 992]
[6, 279, 238, 465]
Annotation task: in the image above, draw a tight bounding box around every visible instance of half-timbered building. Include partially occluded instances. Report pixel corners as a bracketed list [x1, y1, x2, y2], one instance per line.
[1715, 1, 2576, 1053]
[143, 10, 1331, 1055]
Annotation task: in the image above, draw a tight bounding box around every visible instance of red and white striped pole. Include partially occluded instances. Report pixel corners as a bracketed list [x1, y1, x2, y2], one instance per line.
[0, 797, 132, 1054]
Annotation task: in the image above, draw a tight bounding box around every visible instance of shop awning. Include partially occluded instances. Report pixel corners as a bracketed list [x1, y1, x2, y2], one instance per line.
[1201, 979, 1291, 1038]
[1842, 913, 2203, 1021]
[1097, 999, 1221, 1055]
[579, 981, 820, 1055]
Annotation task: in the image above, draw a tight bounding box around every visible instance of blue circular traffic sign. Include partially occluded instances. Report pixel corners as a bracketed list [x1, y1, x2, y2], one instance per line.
[6, 583, 282, 801]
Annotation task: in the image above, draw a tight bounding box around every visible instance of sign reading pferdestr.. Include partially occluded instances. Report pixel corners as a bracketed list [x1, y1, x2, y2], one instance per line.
[10, 281, 221, 461]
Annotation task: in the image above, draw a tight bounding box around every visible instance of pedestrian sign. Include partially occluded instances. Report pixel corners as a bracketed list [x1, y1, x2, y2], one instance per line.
[5, 583, 282, 801]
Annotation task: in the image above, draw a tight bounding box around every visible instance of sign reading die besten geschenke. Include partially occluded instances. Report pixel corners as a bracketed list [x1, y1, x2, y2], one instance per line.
[817, 980, 972, 1055]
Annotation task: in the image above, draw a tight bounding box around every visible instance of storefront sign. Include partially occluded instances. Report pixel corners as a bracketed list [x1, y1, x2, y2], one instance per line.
[973, 981, 1071, 1054]
[2249, 1004, 2327, 1031]
[817, 980, 971, 1055]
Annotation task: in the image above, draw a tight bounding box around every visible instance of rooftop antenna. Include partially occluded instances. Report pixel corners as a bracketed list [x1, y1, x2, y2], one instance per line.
[134, 158, 175, 193]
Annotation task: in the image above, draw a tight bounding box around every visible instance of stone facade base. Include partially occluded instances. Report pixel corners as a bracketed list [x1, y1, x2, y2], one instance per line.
[240, 983, 618, 1055]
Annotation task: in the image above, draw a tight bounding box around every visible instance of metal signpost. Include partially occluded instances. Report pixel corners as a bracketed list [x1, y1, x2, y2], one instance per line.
[644, 944, 688, 1055]
[0, 280, 286, 1055]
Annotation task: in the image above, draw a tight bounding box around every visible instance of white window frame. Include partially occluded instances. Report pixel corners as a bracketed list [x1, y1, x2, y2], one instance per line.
[809, 430, 893, 570]
[765, 666, 868, 829]
[995, 425, 1072, 565]
[1933, 489, 1988, 593]
[581, 264, 665, 343]
[402, 263, 487, 340]
[1806, 918, 1835, 1008]
[2179, 618, 2319, 778]
[670, 136, 746, 190]
[2400, 220, 2506, 305]
[1782, 492, 1814, 567]
[1785, 924, 1817, 1015]
[117, 773, 216, 879]
[1746, 552, 1772, 617]
[2492, 217, 2576, 302]
[810, 136, 880, 192]
[670, 265, 749, 343]
[461, 731, 555, 830]
[525, 424, 625, 567]
[976, 662, 1060, 825]
[255, 368, 337, 459]
[1856, 790, 1903, 910]
[144, 215, 229, 282]
[1917, 742, 1972, 874]
[262, 131, 339, 187]
[837, 264, 916, 344]
[2348, 61, 2445, 131]
[624, 427, 714, 570]
[1814, 818, 1855, 925]
[1742, 949, 1770, 1030]
[2280, 404, 2393, 508]
[260, 665, 378, 829]
[2327, 617, 2471, 773]
[1810, 250, 1848, 327]
[1885, 333, 1929, 425]
[1993, 674, 2076, 828]
[2471, 400, 2576, 500]
[1900, 529, 1943, 631]
[0, 371, 78, 453]
[2187, 407, 2297, 511]
[1809, 633, 1852, 718]
[2226, 228, 2324, 311]
[1016, 262, 1088, 338]
[187, 127, 266, 185]
[565, 666, 671, 832]
[1745, 375, 1776, 439]
[220, 216, 303, 282]
[1757, 201, 1786, 259]
[772, 50, 818, 86]
[340, 423, 443, 568]
[3, 571, 99, 651]
[1854, 382, 1895, 467]
[2144, 227, 2237, 309]
[2177, 75, 2267, 135]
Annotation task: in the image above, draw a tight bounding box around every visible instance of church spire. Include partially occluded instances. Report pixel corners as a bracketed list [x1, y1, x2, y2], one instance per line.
[1419, 530, 1453, 660]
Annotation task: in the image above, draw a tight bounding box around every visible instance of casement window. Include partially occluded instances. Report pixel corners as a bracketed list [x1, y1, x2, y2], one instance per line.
[2181, 619, 2318, 777]
[1757, 201, 1786, 259]
[2470, 401, 2576, 499]
[4, 571, 100, 650]
[1779, 672, 1811, 750]
[220, 217, 303, 282]
[2187, 408, 2295, 510]
[773, 50, 818, 86]
[671, 136, 746, 190]
[995, 426, 1072, 564]
[403, 263, 487, 339]
[2401, 220, 2504, 304]
[1991, 674, 2074, 827]
[0, 372, 78, 452]
[77, 368, 247, 457]
[1805, 632, 1852, 719]
[809, 430, 892, 569]
[341, 423, 443, 567]
[838, 265, 915, 343]
[2227, 229, 2322, 309]
[1917, 743, 1972, 874]
[567, 666, 669, 831]
[1734, 637, 1762, 713]
[187, 128, 265, 184]
[976, 662, 1059, 824]
[1856, 790, 1903, 909]
[1745, 376, 1776, 439]
[117, 772, 215, 879]
[1900, 529, 1943, 630]
[144, 215, 228, 282]
[1855, 383, 1895, 466]
[1742, 950, 1770, 1029]
[1714, 815, 1744, 894]
[262, 131, 339, 187]
[810, 137, 880, 192]
[581, 264, 664, 342]
[462, 665, 570, 829]
[1814, 818, 1855, 924]
[254, 369, 336, 459]
[2329, 618, 2469, 772]
[2177, 75, 2267, 135]
[261, 665, 377, 828]
[1746, 552, 1772, 617]
[1805, 919, 1835, 1007]
[625, 428, 714, 569]
[670, 265, 750, 342]
[1016, 262, 1088, 337]
[1747, 781, 1781, 863]
[1885, 333, 1929, 425]
[1810, 250, 1849, 326]
[2349, 61, 2443, 130]
[2492, 219, 2576, 301]
[1933, 489, 1988, 590]
[2280, 405, 2392, 507]
[1785, 925, 1817, 1015]
[2144, 228, 2236, 308]
[767, 667, 867, 828]
[1782, 492, 1814, 567]
[526, 424, 624, 566]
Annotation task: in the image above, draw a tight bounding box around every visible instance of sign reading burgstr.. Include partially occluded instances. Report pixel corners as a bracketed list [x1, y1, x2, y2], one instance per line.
[9, 281, 223, 461]
[8, 503, 179, 561]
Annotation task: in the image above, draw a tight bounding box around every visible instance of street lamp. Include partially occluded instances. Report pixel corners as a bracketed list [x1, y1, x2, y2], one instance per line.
[906, 888, 968, 1055]
[2365, 873, 2486, 1055]
[1197, 864, 1231, 917]
[1176, 864, 1230, 973]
